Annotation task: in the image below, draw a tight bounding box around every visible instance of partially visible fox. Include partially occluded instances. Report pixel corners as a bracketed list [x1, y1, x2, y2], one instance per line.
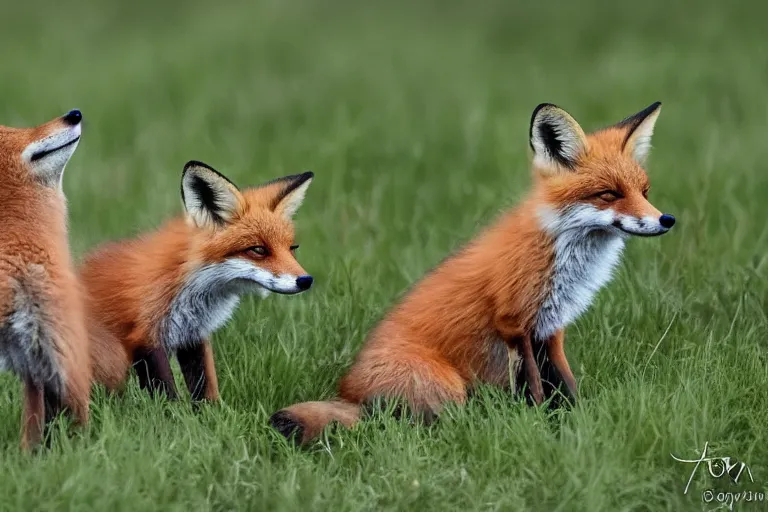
[0, 110, 91, 450]
[271, 102, 676, 445]
[82, 161, 315, 401]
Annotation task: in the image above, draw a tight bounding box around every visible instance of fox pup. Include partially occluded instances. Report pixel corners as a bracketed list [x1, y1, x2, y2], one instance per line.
[271, 102, 676, 444]
[0, 110, 91, 450]
[82, 161, 315, 401]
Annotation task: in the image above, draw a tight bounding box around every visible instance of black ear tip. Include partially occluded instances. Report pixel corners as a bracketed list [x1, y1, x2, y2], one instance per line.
[531, 103, 559, 119]
[183, 160, 209, 172]
[181, 160, 234, 187]
[182, 161, 203, 179]
[530, 103, 562, 148]
[530, 103, 563, 139]
[302, 171, 314, 180]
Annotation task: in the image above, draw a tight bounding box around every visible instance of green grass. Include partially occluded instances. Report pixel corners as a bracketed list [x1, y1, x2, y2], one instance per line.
[1, 0, 768, 510]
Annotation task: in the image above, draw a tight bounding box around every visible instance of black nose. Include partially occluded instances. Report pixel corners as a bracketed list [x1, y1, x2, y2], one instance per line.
[659, 214, 676, 229]
[63, 109, 82, 126]
[295, 275, 313, 291]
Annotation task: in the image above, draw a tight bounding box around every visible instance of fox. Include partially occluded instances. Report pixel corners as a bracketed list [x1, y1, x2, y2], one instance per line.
[81, 161, 315, 401]
[0, 109, 92, 450]
[270, 101, 677, 445]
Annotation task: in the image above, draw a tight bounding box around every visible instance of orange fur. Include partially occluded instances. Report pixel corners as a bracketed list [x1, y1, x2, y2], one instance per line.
[0, 111, 91, 450]
[82, 162, 314, 401]
[271, 102, 675, 445]
[87, 307, 131, 393]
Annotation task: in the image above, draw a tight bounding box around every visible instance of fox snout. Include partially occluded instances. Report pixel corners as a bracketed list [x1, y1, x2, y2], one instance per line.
[659, 214, 676, 229]
[255, 271, 313, 295]
[613, 212, 676, 237]
[296, 275, 314, 291]
[61, 110, 82, 126]
[19, 109, 83, 187]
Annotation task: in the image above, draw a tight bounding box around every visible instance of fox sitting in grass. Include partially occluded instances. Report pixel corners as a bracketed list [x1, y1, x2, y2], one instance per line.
[81, 161, 315, 401]
[271, 102, 676, 445]
[0, 110, 93, 450]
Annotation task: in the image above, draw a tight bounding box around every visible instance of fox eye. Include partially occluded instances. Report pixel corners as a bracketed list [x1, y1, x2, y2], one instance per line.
[598, 191, 622, 202]
[248, 246, 269, 257]
[290, 244, 299, 253]
[642, 187, 650, 199]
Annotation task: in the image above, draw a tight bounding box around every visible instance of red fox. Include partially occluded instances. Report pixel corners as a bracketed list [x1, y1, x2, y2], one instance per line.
[271, 102, 676, 444]
[81, 161, 315, 401]
[0, 110, 92, 450]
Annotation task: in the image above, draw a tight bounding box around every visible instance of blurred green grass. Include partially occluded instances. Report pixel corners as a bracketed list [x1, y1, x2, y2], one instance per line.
[1, 0, 767, 510]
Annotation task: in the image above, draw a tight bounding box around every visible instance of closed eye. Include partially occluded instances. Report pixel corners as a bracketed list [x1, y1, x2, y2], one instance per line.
[247, 246, 269, 257]
[290, 244, 299, 253]
[642, 187, 650, 199]
[594, 190, 623, 202]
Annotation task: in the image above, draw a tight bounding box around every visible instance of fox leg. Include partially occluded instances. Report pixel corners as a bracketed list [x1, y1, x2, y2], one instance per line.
[543, 329, 577, 403]
[43, 385, 62, 424]
[20, 378, 45, 451]
[176, 340, 219, 402]
[494, 316, 543, 405]
[36, 385, 63, 447]
[519, 334, 544, 405]
[132, 346, 178, 400]
[524, 339, 570, 410]
[38, 381, 90, 446]
[62, 368, 91, 428]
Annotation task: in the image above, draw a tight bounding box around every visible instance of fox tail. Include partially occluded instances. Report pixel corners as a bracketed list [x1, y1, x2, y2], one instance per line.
[269, 399, 361, 445]
[0, 270, 63, 394]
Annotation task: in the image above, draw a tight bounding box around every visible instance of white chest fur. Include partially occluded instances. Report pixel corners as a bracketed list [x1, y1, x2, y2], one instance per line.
[158, 262, 266, 350]
[534, 207, 626, 341]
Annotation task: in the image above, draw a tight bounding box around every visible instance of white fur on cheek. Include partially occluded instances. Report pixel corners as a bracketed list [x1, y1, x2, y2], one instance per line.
[21, 125, 81, 188]
[534, 204, 626, 341]
[537, 203, 616, 232]
[210, 258, 304, 295]
[159, 259, 302, 350]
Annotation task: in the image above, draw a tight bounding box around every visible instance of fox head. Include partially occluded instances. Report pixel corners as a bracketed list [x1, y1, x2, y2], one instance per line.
[0, 110, 82, 190]
[529, 102, 675, 238]
[181, 160, 314, 296]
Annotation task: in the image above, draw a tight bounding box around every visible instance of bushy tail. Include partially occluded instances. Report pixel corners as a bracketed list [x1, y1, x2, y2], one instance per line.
[269, 400, 361, 445]
[0, 272, 63, 394]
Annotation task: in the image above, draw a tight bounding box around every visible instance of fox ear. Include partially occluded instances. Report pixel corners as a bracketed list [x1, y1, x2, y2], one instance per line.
[529, 103, 588, 172]
[181, 161, 244, 229]
[616, 101, 662, 165]
[261, 171, 314, 221]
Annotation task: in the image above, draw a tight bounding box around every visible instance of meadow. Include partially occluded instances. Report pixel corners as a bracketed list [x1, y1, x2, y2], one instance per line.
[1, 0, 767, 510]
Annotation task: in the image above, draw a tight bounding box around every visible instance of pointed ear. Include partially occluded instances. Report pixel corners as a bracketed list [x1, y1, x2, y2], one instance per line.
[181, 161, 244, 229]
[529, 103, 588, 172]
[258, 171, 314, 221]
[616, 101, 662, 165]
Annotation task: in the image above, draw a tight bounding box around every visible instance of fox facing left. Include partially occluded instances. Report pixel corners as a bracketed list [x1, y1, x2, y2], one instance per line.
[0, 110, 92, 451]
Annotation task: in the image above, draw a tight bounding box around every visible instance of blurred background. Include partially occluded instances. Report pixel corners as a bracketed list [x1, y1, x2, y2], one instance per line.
[2, 0, 765, 261]
[1, 1, 767, 510]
